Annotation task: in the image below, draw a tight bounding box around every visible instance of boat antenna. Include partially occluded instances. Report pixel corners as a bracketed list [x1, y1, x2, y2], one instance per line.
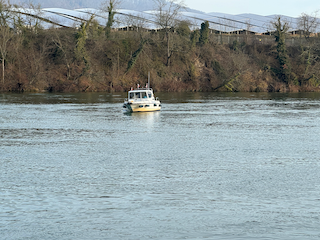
[148, 72, 150, 89]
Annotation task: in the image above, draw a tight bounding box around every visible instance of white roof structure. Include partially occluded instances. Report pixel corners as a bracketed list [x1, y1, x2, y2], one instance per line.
[10, 8, 320, 34]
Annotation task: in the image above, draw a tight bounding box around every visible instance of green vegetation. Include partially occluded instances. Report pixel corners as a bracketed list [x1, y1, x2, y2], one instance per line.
[0, 4, 320, 92]
[101, 0, 119, 38]
[273, 17, 291, 83]
[199, 21, 209, 46]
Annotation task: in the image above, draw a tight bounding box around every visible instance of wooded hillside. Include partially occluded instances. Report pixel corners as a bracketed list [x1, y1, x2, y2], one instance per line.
[1, 4, 320, 92]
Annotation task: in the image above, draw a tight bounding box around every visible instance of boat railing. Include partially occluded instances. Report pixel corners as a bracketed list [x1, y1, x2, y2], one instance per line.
[131, 87, 153, 91]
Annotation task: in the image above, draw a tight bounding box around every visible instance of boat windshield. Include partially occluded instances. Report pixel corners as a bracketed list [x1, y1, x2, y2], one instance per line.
[129, 91, 153, 99]
[129, 92, 146, 99]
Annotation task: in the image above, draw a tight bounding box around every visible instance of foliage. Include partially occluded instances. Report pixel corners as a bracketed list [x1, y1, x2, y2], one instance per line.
[126, 39, 147, 73]
[273, 17, 291, 83]
[176, 21, 191, 38]
[75, 22, 89, 64]
[101, 0, 120, 38]
[199, 21, 209, 46]
[190, 30, 199, 48]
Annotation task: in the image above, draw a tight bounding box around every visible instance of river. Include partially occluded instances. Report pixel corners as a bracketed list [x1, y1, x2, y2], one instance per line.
[1, 92, 320, 240]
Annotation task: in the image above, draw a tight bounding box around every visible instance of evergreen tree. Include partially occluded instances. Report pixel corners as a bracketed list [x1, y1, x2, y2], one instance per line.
[75, 21, 89, 67]
[273, 17, 291, 83]
[199, 21, 209, 46]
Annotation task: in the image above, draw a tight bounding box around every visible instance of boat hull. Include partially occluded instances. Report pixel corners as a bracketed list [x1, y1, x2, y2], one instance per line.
[123, 102, 161, 113]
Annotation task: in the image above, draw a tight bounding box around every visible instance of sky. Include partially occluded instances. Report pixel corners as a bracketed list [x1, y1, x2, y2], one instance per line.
[184, 0, 320, 17]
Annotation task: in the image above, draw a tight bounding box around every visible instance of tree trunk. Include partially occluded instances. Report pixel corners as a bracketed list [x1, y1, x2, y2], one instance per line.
[1, 59, 4, 88]
[166, 31, 170, 66]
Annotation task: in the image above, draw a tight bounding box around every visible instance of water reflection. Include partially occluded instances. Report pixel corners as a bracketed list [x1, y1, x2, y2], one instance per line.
[0, 92, 127, 104]
[124, 111, 161, 129]
[2, 91, 320, 105]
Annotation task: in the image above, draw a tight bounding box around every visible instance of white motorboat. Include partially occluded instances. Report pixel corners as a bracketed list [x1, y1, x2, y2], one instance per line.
[123, 85, 161, 113]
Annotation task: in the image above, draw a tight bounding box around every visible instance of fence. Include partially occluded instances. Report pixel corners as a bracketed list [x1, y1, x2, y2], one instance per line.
[209, 34, 320, 46]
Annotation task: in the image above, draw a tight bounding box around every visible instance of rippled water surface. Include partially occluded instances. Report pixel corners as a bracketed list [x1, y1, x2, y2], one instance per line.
[1, 92, 320, 240]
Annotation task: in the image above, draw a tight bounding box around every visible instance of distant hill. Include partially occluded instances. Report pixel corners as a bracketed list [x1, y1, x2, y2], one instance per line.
[10, 0, 202, 13]
[10, 0, 159, 11]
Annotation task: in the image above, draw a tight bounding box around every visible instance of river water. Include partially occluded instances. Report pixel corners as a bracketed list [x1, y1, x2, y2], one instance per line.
[1, 92, 320, 240]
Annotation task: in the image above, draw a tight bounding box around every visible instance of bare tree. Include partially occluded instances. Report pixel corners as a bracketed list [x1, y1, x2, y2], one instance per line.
[297, 12, 320, 81]
[298, 11, 319, 39]
[0, 0, 15, 90]
[0, 26, 12, 89]
[52, 30, 73, 81]
[153, 0, 185, 66]
[121, 13, 147, 32]
[245, 19, 253, 33]
[20, 2, 43, 31]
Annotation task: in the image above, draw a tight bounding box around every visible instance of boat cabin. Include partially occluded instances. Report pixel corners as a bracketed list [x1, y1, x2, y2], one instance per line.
[128, 89, 155, 100]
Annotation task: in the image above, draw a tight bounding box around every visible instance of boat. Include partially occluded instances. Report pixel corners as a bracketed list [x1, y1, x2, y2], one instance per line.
[123, 85, 161, 113]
